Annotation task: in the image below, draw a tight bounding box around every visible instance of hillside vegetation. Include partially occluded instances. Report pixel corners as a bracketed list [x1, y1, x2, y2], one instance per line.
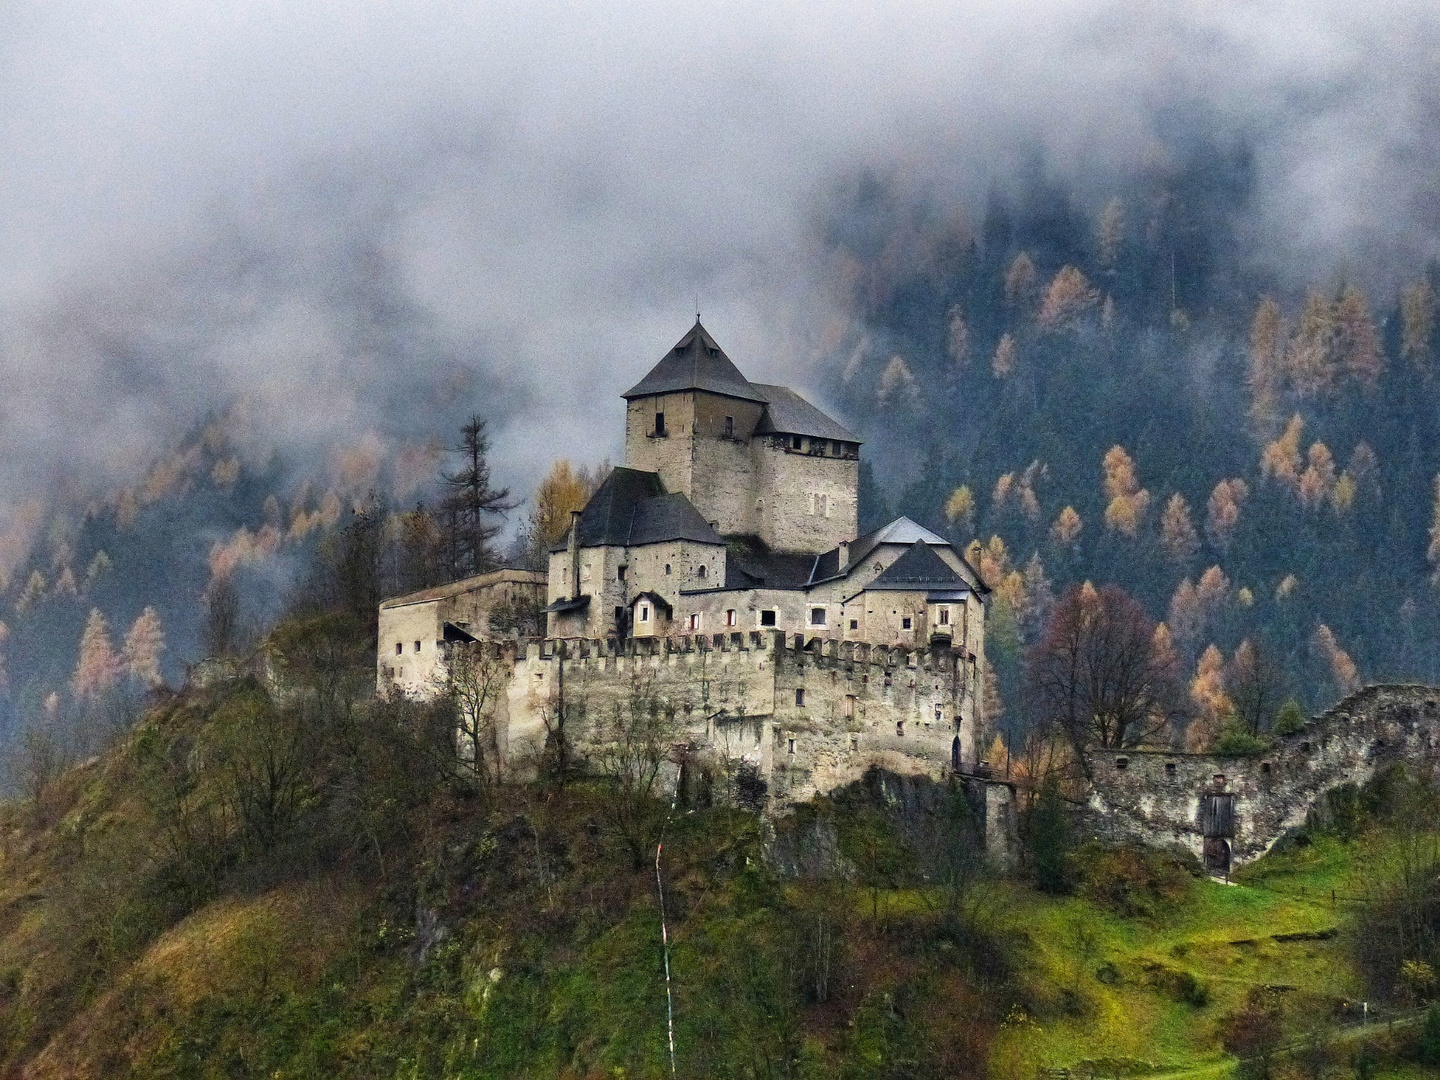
[0, 620, 1437, 1078]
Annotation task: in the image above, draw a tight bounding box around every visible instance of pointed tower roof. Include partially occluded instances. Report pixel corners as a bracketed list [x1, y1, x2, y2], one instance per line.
[622, 319, 766, 403]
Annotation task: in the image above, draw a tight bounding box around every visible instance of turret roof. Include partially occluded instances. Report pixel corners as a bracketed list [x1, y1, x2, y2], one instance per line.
[551, 467, 725, 551]
[622, 319, 766, 403]
[867, 541, 970, 591]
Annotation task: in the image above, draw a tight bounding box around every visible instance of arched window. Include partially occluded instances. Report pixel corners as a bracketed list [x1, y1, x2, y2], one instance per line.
[697, 565, 707, 580]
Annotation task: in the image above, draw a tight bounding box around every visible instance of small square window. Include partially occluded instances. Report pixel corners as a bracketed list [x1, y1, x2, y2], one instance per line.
[1165, 762, 1177, 776]
[791, 434, 803, 450]
[901, 617, 912, 630]
[810, 607, 827, 626]
[760, 610, 777, 627]
[795, 688, 805, 706]
[849, 619, 858, 631]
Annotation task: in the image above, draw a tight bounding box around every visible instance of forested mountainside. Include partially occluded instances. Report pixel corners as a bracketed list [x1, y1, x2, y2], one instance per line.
[827, 151, 1440, 735]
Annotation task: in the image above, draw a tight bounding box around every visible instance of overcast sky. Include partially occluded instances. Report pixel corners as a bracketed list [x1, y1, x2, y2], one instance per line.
[1, 0, 1437, 552]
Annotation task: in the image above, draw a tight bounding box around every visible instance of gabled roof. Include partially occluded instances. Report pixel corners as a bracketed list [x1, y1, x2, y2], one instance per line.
[380, 567, 546, 610]
[553, 467, 725, 551]
[623, 319, 766, 403]
[630, 590, 674, 617]
[720, 535, 820, 590]
[850, 516, 948, 563]
[866, 541, 969, 591]
[752, 384, 859, 443]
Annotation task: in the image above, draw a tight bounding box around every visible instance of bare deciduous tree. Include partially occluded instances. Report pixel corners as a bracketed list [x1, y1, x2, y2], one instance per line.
[1026, 584, 1185, 774]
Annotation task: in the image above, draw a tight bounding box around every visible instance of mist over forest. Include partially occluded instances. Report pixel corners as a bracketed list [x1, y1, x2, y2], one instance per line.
[2, 1, 1440, 756]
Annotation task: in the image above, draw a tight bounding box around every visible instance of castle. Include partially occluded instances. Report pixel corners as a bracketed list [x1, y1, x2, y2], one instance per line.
[376, 320, 999, 826]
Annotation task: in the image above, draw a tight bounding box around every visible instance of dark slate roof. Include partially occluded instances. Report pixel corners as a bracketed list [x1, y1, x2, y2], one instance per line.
[845, 516, 949, 572]
[866, 541, 968, 591]
[552, 467, 724, 551]
[751, 384, 859, 443]
[629, 493, 722, 546]
[545, 595, 591, 613]
[630, 590, 674, 616]
[720, 535, 819, 590]
[622, 320, 766, 403]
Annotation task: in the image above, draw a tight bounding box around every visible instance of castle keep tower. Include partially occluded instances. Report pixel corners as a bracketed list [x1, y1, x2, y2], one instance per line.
[623, 320, 860, 553]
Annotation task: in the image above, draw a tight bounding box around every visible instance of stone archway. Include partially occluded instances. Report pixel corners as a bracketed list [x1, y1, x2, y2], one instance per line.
[1203, 836, 1232, 876]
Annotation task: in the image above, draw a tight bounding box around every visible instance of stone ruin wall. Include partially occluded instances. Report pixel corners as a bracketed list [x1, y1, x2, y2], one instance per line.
[498, 630, 983, 805]
[1086, 685, 1440, 867]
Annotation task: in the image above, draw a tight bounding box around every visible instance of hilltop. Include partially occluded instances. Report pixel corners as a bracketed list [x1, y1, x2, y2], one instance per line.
[0, 623, 1436, 1078]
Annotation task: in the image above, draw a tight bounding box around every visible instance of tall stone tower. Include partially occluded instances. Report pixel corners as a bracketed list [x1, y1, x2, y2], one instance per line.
[623, 320, 860, 553]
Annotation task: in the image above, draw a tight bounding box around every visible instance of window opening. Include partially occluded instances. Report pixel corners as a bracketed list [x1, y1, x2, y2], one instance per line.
[896, 721, 905, 737]
[845, 695, 856, 718]
[938, 607, 949, 625]
[665, 563, 671, 574]
[395, 642, 403, 656]
[726, 609, 737, 627]
[640, 605, 650, 622]
[849, 619, 859, 631]
[788, 738, 796, 754]
[791, 434, 803, 450]
[1116, 757, 1129, 770]
[724, 415, 734, 438]
[901, 616, 912, 630]
[414, 640, 421, 653]
[810, 607, 827, 626]
[760, 609, 777, 627]
[795, 688, 805, 706]
[688, 613, 700, 632]
[654, 412, 666, 436]
[1165, 762, 1177, 776]
[617, 565, 627, 581]
[697, 565, 707, 580]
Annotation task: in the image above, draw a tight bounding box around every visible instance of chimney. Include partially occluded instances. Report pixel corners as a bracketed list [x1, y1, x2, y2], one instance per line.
[838, 539, 850, 572]
[568, 510, 582, 599]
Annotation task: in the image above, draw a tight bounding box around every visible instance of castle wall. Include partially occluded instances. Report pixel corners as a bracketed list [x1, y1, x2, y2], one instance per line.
[1086, 686, 1440, 867]
[499, 631, 980, 803]
[754, 438, 859, 553]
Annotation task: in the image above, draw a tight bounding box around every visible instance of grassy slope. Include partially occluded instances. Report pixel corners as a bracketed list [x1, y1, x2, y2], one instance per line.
[0, 693, 1427, 1078]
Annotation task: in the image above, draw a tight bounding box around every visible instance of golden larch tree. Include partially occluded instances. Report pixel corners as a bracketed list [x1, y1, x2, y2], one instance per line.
[1248, 297, 1285, 422]
[877, 355, 918, 403]
[1313, 624, 1360, 695]
[1159, 493, 1199, 564]
[73, 608, 122, 700]
[1187, 644, 1232, 751]
[1400, 279, 1436, 367]
[992, 333, 1017, 378]
[1285, 290, 1336, 397]
[944, 485, 974, 534]
[122, 606, 166, 688]
[1205, 478, 1249, 549]
[1275, 574, 1299, 602]
[1102, 445, 1149, 537]
[1004, 252, 1036, 306]
[1168, 578, 1201, 646]
[1332, 285, 1383, 388]
[1037, 266, 1100, 330]
[1050, 505, 1083, 547]
[1261, 414, 1305, 491]
[1196, 565, 1231, 619]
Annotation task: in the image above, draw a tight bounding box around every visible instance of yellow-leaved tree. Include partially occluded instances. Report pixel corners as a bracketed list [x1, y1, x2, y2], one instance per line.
[1037, 266, 1099, 330]
[1159, 493, 1199, 564]
[1102, 446, 1149, 537]
[1205, 478, 1249, 549]
[1286, 290, 1336, 397]
[992, 333, 1017, 378]
[1050, 506, 1083, 547]
[1332, 285, 1384, 388]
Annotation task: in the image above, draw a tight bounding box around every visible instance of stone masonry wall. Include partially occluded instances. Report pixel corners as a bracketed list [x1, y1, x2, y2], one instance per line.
[1086, 685, 1440, 867]
[498, 631, 981, 807]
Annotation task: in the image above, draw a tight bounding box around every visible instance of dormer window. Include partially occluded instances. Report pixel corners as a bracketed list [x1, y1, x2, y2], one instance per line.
[654, 412, 666, 436]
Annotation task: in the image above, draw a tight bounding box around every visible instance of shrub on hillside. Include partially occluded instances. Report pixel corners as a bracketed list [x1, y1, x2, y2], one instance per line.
[1074, 843, 1198, 918]
[1210, 722, 1271, 757]
[1273, 699, 1307, 736]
